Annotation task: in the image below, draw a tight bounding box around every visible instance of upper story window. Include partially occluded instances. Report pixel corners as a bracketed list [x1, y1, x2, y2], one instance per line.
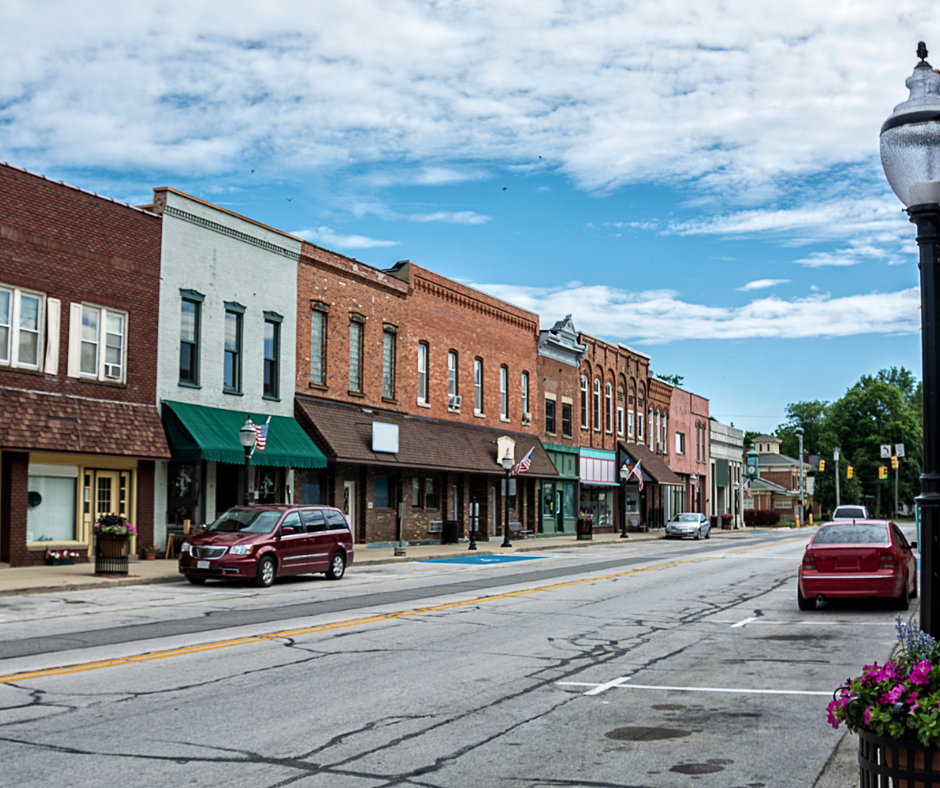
[223, 304, 244, 394]
[79, 304, 126, 382]
[617, 406, 624, 437]
[521, 371, 529, 418]
[593, 379, 601, 432]
[628, 409, 635, 438]
[676, 432, 686, 454]
[580, 376, 588, 429]
[474, 357, 483, 414]
[605, 382, 613, 434]
[418, 342, 429, 404]
[500, 365, 509, 418]
[310, 303, 328, 386]
[649, 407, 654, 449]
[448, 350, 458, 406]
[383, 327, 396, 400]
[545, 398, 556, 434]
[638, 411, 644, 440]
[0, 286, 44, 371]
[263, 312, 281, 400]
[562, 402, 572, 437]
[348, 318, 364, 393]
[179, 292, 202, 386]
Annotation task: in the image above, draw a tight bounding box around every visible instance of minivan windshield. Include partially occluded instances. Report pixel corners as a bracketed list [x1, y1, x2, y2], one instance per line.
[208, 509, 283, 534]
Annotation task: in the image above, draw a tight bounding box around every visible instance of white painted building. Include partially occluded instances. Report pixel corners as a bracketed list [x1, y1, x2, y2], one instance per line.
[709, 420, 745, 529]
[147, 189, 325, 548]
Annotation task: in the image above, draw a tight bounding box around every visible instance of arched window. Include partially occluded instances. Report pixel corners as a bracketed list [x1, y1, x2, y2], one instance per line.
[605, 382, 612, 434]
[580, 376, 588, 429]
[593, 379, 601, 432]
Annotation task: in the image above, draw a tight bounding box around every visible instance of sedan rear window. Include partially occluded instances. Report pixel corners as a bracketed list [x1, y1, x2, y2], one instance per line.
[208, 510, 284, 534]
[676, 514, 699, 522]
[814, 523, 889, 544]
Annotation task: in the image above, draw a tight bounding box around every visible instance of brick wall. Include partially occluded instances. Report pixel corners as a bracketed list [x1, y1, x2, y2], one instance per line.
[537, 354, 580, 449]
[0, 452, 28, 565]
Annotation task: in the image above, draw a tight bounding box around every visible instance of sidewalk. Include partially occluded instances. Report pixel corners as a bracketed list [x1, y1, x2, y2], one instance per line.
[0, 527, 758, 596]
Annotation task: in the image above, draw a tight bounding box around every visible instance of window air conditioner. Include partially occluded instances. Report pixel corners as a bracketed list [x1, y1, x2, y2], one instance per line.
[104, 364, 122, 379]
[449, 394, 461, 408]
[522, 411, 532, 424]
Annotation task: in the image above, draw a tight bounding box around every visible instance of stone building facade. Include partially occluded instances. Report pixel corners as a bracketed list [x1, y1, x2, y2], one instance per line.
[709, 420, 744, 528]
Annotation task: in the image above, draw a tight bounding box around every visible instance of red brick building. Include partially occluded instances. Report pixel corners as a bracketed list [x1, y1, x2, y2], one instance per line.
[294, 251, 556, 545]
[668, 386, 711, 517]
[0, 164, 169, 566]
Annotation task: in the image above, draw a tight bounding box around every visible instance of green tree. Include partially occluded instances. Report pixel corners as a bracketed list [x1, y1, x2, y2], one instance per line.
[775, 400, 829, 459]
[655, 373, 684, 387]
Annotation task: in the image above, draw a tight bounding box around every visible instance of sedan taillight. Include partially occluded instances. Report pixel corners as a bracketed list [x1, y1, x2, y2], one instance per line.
[802, 552, 816, 571]
[879, 552, 895, 570]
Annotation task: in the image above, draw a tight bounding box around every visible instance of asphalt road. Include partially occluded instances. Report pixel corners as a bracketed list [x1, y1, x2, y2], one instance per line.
[0, 529, 909, 787]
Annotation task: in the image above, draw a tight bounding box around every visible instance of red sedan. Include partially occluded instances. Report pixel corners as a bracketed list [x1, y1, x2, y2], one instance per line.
[797, 520, 918, 611]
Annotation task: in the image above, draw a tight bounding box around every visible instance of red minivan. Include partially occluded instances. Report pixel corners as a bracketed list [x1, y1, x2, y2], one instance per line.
[178, 505, 354, 588]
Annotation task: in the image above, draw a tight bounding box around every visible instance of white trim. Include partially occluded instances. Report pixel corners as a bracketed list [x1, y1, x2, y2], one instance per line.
[29, 463, 79, 478]
[67, 302, 83, 378]
[44, 298, 60, 375]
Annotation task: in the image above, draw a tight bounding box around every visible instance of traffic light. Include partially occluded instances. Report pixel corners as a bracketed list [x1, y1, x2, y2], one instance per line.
[891, 456, 899, 469]
[818, 460, 825, 472]
[847, 466, 853, 479]
[879, 465, 888, 480]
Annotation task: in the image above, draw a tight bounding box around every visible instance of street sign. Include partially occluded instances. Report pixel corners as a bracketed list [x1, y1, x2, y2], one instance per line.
[881, 445, 892, 458]
[834, 448, 840, 461]
[896, 443, 906, 458]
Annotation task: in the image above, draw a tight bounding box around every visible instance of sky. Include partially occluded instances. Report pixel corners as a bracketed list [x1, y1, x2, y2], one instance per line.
[1, 0, 935, 434]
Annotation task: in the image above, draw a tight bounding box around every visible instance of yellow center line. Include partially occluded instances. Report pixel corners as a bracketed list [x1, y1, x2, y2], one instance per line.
[0, 538, 800, 684]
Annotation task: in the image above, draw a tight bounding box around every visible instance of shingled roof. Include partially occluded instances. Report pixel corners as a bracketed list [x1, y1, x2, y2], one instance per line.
[619, 441, 683, 486]
[0, 387, 170, 459]
[296, 395, 558, 477]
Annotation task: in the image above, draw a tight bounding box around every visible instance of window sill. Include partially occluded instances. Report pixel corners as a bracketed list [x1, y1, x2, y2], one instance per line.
[447, 407, 460, 414]
[545, 431, 556, 438]
[178, 380, 201, 389]
[262, 395, 281, 403]
[308, 382, 328, 391]
[223, 389, 244, 397]
[347, 390, 365, 398]
[500, 416, 510, 423]
[417, 401, 431, 409]
[382, 397, 398, 405]
[473, 411, 485, 418]
[28, 541, 85, 551]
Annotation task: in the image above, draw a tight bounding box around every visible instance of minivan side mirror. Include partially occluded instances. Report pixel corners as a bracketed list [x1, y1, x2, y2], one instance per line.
[280, 526, 296, 536]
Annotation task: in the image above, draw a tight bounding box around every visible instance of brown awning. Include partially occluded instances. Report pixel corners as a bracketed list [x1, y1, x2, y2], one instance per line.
[619, 441, 683, 486]
[0, 387, 170, 459]
[296, 395, 558, 477]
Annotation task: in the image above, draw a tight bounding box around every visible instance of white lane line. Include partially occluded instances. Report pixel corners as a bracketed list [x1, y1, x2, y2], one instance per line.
[556, 680, 829, 697]
[713, 619, 895, 626]
[731, 616, 757, 628]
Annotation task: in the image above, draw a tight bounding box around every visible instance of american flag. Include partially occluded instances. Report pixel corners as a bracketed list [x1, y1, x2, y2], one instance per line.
[744, 478, 752, 498]
[628, 460, 644, 492]
[254, 419, 269, 452]
[511, 447, 534, 476]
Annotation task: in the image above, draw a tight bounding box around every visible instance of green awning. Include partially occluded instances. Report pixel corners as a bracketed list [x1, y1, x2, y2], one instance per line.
[162, 400, 327, 469]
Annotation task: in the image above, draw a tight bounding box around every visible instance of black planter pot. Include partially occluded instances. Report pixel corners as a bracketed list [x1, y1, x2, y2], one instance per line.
[95, 534, 129, 576]
[859, 727, 940, 786]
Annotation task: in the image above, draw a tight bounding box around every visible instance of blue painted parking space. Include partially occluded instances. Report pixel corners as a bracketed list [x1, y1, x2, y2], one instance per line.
[419, 555, 545, 565]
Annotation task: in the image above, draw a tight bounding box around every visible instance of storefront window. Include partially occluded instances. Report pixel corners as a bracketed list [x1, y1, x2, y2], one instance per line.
[27, 472, 77, 542]
[299, 471, 323, 504]
[375, 475, 393, 509]
[625, 489, 639, 514]
[542, 483, 555, 516]
[580, 486, 614, 527]
[564, 483, 577, 518]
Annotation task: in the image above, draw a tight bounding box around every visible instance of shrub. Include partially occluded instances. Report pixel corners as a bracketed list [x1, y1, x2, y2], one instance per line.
[743, 509, 781, 526]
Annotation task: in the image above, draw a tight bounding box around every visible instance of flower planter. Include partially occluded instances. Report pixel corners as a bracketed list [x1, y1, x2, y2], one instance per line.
[46, 557, 74, 566]
[576, 518, 593, 541]
[142, 553, 157, 560]
[95, 534, 129, 575]
[859, 728, 940, 786]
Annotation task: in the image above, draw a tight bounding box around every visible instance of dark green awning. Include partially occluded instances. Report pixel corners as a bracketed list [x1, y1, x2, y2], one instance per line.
[162, 401, 327, 469]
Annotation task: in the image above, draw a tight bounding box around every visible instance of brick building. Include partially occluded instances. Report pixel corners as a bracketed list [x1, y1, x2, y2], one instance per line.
[746, 434, 802, 522]
[294, 252, 557, 545]
[667, 386, 711, 516]
[0, 164, 169, 566]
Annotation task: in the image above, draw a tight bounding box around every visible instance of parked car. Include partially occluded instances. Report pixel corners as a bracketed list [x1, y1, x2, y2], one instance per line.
[831, 504, 869, 520]
[797, 520, 917, 611]
[178, 505, 354, 588]
[665, 512, 710, 540]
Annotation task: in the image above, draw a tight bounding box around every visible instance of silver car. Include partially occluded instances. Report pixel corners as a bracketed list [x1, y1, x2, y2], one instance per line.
[665, 512, 710, 540]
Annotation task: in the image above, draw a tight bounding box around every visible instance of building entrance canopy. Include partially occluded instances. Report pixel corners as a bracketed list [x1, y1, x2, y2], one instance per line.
[162, 400, 327, 468]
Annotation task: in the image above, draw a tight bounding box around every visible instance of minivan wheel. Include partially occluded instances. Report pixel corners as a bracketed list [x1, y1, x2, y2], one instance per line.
[326, 552, 346, 580]
[253, 556, 276, 588]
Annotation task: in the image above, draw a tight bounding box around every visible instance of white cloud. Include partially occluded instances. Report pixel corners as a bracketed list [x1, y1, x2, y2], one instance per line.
[737, 279, 790, 291]
[294, 226, 398, 250]
[466, 281, 921, 345]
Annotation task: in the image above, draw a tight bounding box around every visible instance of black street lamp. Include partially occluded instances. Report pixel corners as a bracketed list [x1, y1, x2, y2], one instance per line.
[881, 42, 940, 636]
[501, 449, 514, 548]
[239, 419, 255, 506]
[619, 462, 630, 539]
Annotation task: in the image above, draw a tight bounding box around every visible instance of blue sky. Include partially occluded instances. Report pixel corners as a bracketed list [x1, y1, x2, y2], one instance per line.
[1, 1, 934, 433]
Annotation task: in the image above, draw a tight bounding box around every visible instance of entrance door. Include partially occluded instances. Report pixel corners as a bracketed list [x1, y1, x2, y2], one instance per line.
[490, 485, 497, 538]
[215, 464, 240, 516]
[555, 489, 563, 532]
[343, 481, 357, 540]
[94, 471, 120, 519]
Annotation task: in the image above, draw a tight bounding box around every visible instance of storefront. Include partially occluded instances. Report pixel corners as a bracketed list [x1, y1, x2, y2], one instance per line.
[540, 443, 579, 534]
[619, 442, 683, 529]
[579, 447, 617, 532]
[160, 401, 328, 538]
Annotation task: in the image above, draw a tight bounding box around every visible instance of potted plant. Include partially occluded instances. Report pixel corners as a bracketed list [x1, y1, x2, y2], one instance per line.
[828, 616, 940, 785]
[93, 514, 137, 557]
[576, 512, 593, 540]
[45, 549, 79, 566]
[140, 544, 158, 560]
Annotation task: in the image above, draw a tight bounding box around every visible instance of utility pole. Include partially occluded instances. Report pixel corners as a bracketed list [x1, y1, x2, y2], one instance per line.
[834, 448, 841, 508]
[798, 433, 804, 527]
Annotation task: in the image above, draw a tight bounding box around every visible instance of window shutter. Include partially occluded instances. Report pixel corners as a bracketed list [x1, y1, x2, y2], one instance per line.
[44, 298, 61, 375]
[66, 303, 82, 378]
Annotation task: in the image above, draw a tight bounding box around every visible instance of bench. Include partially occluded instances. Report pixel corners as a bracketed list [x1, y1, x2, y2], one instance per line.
[509, 521, 534, 539]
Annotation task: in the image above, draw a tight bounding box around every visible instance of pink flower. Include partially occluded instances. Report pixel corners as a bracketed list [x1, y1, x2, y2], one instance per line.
[864, 707, 873, 725]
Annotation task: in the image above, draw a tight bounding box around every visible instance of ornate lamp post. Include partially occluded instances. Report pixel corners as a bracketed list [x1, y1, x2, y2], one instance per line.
[239, 419, 256, 506]
[501, 450, 514, 547]
[619, 462, 630, 538]
[881, 42, 940, 635]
